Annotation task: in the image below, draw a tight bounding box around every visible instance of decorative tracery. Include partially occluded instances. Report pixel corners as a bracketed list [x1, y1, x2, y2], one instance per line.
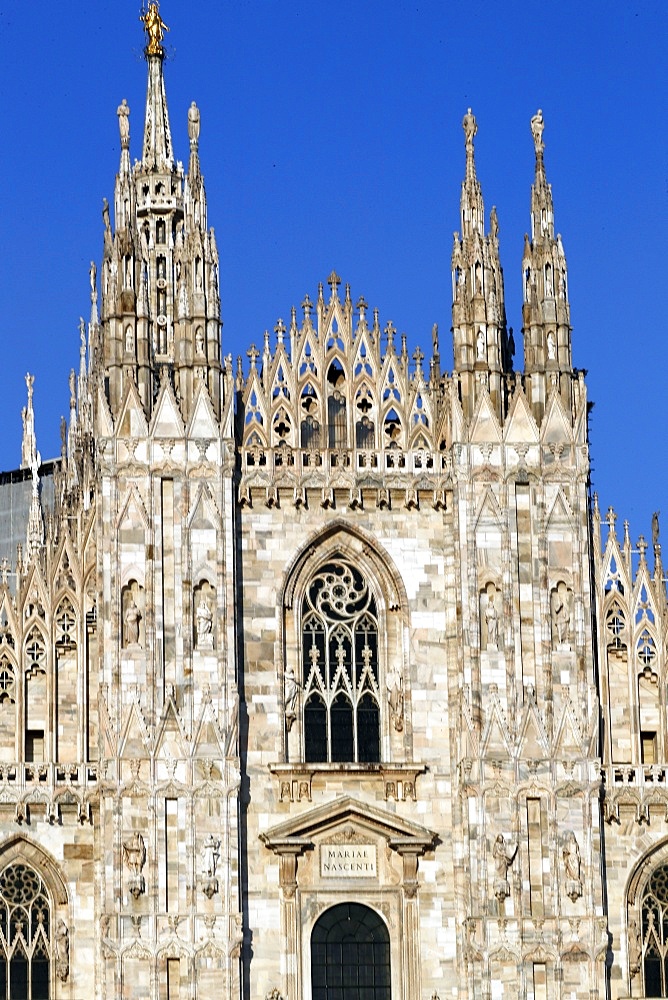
[639, 863, 668, 995]
[302, 561, 381, 763]
[0, 863, 50, 998]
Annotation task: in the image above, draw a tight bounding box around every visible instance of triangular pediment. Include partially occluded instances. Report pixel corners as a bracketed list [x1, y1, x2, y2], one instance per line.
[518, 700, 549, 757]
[469, 390, 502, 444]
[260, 795, 436, 850]
[554, 699, 585, 755]
[504, 388, 539, 444]
[187, 482, 222, 530]
[192, 698, 227, 759]
[154, 697, 188, 760]
[545, 488, 575, 529]
[116, 380, 148, 440]
[187, 380, 220, 440]
[116, 483, 150, 532]
[481, 703, 512, 756]
[119, 699, 152, 758]
[474, 486, 504, 529]
[150, 380, 186, 439]
[541, 390, 573, 445]
[96, 383, 115, 437]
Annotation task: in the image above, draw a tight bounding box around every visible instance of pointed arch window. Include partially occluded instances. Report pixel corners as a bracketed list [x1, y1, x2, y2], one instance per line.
[639, 863, 668, 995]
[302, 562, 381, 763]
[0, 863, 51, 999]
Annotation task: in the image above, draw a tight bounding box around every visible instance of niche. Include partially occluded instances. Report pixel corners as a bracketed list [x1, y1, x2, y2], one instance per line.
[193, 580, 215, 651]
[122, 580, 145, 649]
[550, 581, 573, 650]
[480, 582, 501, 650]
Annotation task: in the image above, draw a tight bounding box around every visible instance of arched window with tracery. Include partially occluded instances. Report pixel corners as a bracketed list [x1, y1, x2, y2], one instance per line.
[0, 863, 50, 998]
[639, 863, 668, 995]
[302, 562, 381, 763]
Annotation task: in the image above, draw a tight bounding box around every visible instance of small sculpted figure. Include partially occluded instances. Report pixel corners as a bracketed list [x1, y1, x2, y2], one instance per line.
[493, 833, 517, 879]
[141, 3, 169, 55]
[563, 831, 581, 881]
[196, 597, 213, 640]
[485, 593, 498, 647]
[125, 597, 141, 646]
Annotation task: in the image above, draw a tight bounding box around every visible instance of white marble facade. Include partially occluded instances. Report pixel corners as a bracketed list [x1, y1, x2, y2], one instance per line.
[0, 10, 662, 1000]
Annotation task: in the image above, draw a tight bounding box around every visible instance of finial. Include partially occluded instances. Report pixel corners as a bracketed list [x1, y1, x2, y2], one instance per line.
[356, 296, 368, 328]
[384, 321, 396, 353]
[463, 108, 477, 152]
[274, 319, 286, 344]
[140, 2, 169, 57]
[638, 535, 648, 561]
[117, 99, 130, 149]
[301, 294, 313, 323]
[531, 109, 544, 157]
[327, 271, 341, 298]
[623, 519, 631, 549]
[606, 506, 617, 535]
[413, 346, 424, 374]
[247, 344, 259, 369]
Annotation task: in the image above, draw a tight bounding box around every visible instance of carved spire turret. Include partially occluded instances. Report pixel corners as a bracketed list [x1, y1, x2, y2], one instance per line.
[451, 110, 510, 422]
[522, 110, 572, 421]
[23, 377, 43, 564]
[95, 9, 222, 427]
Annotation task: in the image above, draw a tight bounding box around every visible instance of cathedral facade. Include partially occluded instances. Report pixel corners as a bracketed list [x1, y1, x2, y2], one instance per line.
[0, 9, 664, 1000]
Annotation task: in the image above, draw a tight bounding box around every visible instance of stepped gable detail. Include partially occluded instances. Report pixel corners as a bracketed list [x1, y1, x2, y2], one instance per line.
[237, 271, 448, 508]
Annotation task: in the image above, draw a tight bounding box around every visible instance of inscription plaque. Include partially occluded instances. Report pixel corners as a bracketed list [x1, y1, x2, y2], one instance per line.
[320, 843, 377, 878]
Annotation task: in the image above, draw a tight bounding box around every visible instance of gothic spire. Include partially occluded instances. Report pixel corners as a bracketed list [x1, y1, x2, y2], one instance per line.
[95, 3, 222, 426]
[140, 4, 174, 171]
[451, 110, 509, 422]
[460, 109, 485, 238]
[522, 110, 572, 421]
[529, 109, 554, 243]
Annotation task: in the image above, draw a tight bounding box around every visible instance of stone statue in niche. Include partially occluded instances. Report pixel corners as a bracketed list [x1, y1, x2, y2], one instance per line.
[492, 833, 517, 901]
[122, 583, 143, 648]
[476, 328, 486, 360]
[547, 330, 556, 360]
[386, 666, 404, 732]
[194, 582, 215, 650]
[55, 919, 69, 982]
[195, 326, 205, 356]
[551, 582, 572, 649]
[481, 584, 500, 650]
[201, 834, 220, 898]
[284, 666, 299, 732]
[122, 832, 146, 898]
[562, 830, 583, 901]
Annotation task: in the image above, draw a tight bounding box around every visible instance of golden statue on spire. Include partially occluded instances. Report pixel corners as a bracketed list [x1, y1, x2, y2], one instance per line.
[140, 2, 169, 56]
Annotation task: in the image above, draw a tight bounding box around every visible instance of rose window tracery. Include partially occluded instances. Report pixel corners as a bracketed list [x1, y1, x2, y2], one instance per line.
[302, 561, 381, 763]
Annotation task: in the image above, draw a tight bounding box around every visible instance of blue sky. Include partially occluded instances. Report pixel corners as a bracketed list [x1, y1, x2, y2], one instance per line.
[0, 1, 666, 541]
